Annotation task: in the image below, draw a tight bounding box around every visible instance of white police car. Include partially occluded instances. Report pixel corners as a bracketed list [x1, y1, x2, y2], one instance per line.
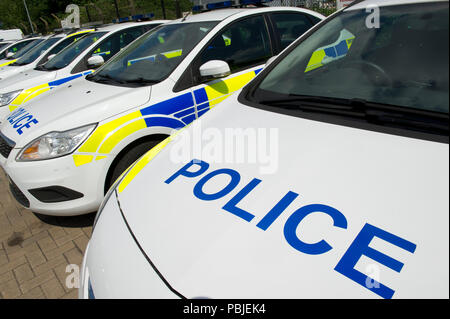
[80, 0, 448, 299]
[0, 21, 167, 122]
[0, 4, 323, 216]
[0, 36, 43, 68]
[0, 31, 94, 80]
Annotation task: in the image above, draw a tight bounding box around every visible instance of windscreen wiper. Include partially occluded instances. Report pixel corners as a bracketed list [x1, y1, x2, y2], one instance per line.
[121, 77, 159, 85]
[259, 95, 449, 135]
[34, 65, 49, 71]
[90, 74, 125, 85]
[41, 65, 60, 71]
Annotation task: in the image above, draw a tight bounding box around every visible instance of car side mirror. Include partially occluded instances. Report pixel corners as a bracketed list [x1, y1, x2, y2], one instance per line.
[199, 60, 230, 80]
[6, 52, 14, 58]
[47, 54, 56, 61]
[87, 55, 104, 68]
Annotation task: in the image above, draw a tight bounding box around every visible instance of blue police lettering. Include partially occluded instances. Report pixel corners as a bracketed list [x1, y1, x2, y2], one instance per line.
[284, 204, 347, 255]
[13, 115, 33, 128]
[335, 223, 416, 299]
[193, 168, 241, 201]
[165, 159, 417, 298]
[222, 178, 260, 222]
[17, 119, 38, 135]
[6, 107, 38, 135]
[7, 108, 27, 123]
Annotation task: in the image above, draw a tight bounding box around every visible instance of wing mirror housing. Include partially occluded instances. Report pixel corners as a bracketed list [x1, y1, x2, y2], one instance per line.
[199, 60, 230, 80]
[47, 54, 56, 61]
[87, 55, 105, 68]
[6, 52, 14, 58]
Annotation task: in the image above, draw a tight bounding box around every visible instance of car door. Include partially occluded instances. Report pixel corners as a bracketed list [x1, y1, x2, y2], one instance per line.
[176, 14, 273, 121]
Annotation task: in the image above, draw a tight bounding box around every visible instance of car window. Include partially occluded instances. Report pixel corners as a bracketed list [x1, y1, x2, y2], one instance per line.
[87, 22, 218, 86]
[89, 26, 145, 63]
[40, 32, 106, 71]
[195, 15, 272, 77]
[13, 37, 61, 66]
[255, 2, 449, 114]
[0, 39, 40, 60]
[36, 33, 89, 66]
[270, 13, 314, 50]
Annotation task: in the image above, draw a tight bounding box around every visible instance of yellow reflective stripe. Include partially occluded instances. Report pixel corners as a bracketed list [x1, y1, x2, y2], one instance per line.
[78, 111, 142, 153]
[67, 29, 95, 38]
[305, 49, 326, 73]
[73, 155, 94, 166]
[0, 59, 16, 67]
[96, 156, 107, 161]
[204, 71, 256, 105]
[118, 135, 174, 193]
[9, 84, 50, 111]
[162, 49, 182, 59]
[209, 94, 231, 108]
[98, 119, 147, 154]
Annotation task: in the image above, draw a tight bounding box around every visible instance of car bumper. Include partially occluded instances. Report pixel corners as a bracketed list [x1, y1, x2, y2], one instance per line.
[0, 148, 110, 216]
[80, 193, 180, 299]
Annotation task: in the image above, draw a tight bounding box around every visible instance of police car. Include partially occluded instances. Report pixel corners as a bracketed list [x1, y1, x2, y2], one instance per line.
[0, 29, 99, 84]
[0, 21, 167, 123]
[80, 0, 448, 298]
[0, 4, 323, 216]
[0, 36, 43, 68]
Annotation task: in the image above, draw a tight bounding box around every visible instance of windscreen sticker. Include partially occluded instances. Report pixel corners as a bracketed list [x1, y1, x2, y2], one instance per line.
[305, 29, 355, 73]
[127, 49, 183, 66]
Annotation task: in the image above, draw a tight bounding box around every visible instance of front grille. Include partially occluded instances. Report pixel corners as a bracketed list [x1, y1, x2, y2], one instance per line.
[0, 134, 14, 159]
[9, 178, 30, 208]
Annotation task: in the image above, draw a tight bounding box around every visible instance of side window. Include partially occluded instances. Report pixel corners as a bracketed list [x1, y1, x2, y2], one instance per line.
[89, 27, 144, 63]
[271, 13, 314, 50]
[37, 34, 86, 65]
[48, 35, 86, 56]
[194, 15, 272, 80]
[0, 40, 32, 59]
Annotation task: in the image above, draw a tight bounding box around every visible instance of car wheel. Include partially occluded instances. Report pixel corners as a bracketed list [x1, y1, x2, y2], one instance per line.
[106, 140, 161, 191]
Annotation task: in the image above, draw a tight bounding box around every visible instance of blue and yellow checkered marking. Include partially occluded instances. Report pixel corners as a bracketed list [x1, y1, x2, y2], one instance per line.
[73, 68, 263, 166]
[305, 30, 355, 73]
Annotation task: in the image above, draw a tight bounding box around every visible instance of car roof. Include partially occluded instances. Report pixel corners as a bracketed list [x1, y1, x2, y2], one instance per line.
[170, 8, 248, 23]
[166, 6, 323, 24]
[347, 0, 448, 10]
[95, 20, 170, 32]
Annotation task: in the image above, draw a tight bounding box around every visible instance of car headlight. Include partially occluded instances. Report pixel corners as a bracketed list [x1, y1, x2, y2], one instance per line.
[16, 123, 97, 162]
[0, 89, 22, 107]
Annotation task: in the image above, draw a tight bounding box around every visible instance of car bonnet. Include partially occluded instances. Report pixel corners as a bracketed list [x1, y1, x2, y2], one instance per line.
[115, 95, 449, 299]
[0, 77, 151, 147]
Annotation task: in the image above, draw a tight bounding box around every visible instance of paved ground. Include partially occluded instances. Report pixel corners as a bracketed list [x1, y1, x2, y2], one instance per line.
[0, 171, 95, 299]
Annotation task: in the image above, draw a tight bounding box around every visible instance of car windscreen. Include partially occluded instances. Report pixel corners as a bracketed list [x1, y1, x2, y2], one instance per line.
[41, 32, 107, 71]
[250, 2, 449, 116]
[13, 37, 62, 66]
[87, 22, 218, 87]
[6, 38, 44, 59]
